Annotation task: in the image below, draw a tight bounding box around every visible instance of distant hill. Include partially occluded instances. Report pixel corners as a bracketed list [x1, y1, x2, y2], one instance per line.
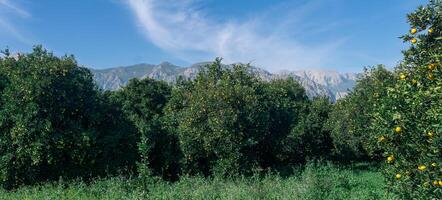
[91, 62, 360, 102]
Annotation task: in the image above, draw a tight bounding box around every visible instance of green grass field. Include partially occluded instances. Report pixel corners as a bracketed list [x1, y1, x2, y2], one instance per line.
[0, 163, 393, 200]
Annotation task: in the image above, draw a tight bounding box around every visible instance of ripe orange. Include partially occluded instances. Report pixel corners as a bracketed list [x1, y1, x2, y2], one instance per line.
[418, 165, 426, 171]
[410, 28, 418, 34]
[378, 136, 385, 142]
[394, 126, 402, 133]
[428, 28, 433, 34]
[395, 174, 402, 179]
[387, 155, 394, 163]
[410, 38, 417, 43]
[428, 74, 434, 80]
[399, 73, 406, 80]
[428, 63, 436, 70]
[427, 131, 434, 137]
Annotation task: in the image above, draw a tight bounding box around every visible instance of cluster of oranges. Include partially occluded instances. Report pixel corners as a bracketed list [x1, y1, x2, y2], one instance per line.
[386, 152, 441, 187]
[409, 27, 434, 44]
[373, 3, 442, 197]
[380, 43, 441, 186]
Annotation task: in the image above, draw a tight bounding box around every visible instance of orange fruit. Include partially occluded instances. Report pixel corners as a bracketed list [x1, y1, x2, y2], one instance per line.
[418, 165, 426, 171]
[428, 63, 436, 70]
[410, 28, 417, 34]
[428, 74, 434, 80]
[378, 136, 385, 142]
[410, 38, 417, 43]
[394, 126, 402, 133]
[427, 131, 434, 137]
[387, 155, 394, 163]
[399, 73, 406, 80]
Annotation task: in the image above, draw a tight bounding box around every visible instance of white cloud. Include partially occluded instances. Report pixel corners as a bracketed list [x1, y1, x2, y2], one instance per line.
[0, 0, 32, 45]
[0, 18, 32, 45]
[0, 0, 30, 18]
[126, 0, 344, 71]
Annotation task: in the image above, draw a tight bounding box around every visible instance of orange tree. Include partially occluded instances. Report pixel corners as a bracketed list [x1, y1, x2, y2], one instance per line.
[111, 78, 181, 181]
[164, 61, 314, 176]
[328, 66, 394, 162]
[371, 1, 441, 198]
[0, 46, 138, 189]
[163, 59, 270, 176]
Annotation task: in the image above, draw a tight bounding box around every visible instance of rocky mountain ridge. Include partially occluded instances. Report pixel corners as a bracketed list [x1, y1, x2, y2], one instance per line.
[91, 62, 360, 101]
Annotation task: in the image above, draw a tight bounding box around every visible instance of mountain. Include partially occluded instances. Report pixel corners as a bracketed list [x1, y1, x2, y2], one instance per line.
[91, 62, 359, 102]
[278, 70, 360, 100]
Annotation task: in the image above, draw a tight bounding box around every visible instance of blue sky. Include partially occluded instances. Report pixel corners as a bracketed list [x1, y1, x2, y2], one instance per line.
[0, 0, 427, 72]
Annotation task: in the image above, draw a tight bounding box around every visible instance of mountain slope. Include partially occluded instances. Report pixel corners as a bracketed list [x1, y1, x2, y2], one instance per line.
[91, 62, 358, 101]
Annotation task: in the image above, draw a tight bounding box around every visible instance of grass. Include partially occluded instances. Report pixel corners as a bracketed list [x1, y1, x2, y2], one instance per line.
[0, 163, 393, 200]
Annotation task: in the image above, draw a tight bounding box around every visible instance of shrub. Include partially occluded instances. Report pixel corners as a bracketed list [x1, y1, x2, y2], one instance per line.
[370, 1, 442, 198]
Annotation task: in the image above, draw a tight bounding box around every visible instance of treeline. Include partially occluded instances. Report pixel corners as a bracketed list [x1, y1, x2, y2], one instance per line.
[0, 48, 382, 189]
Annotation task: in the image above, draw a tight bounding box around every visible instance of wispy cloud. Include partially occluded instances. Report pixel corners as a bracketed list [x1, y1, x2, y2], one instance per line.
[0, 19, 32, 45]
[127, 0, 345, 71]
[0, 0, 33, 45]
[0, 0, 30, 18]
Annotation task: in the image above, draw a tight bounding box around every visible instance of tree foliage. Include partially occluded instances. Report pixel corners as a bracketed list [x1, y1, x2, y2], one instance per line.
[164, 59, 271, 176]
[1, 2, 441, 198]
[289, 97, 333, 162]
[163, 59, 329, 176]
[0, 46, 136, 189]
[369, 1, 442, 198]
[112, 78, 180, 180]
[257, 78, 309, 167]
[327, 66, 394, 162]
